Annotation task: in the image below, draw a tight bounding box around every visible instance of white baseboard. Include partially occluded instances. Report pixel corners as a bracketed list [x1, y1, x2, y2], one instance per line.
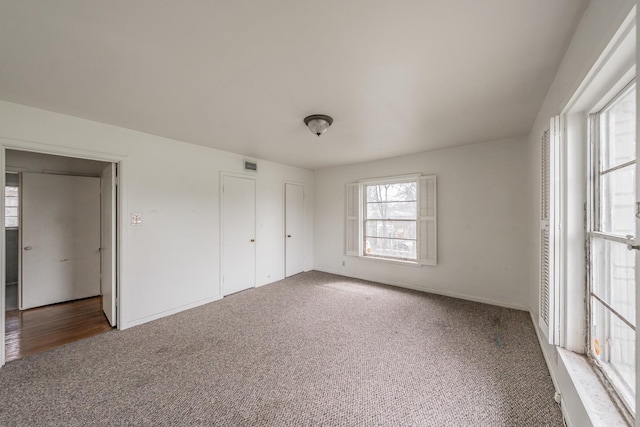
[529, 312, 572, 426]
[120, 295, 222, 330]
[313, 268, 529, 311]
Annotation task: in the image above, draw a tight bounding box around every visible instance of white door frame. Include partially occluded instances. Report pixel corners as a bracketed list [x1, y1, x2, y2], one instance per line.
[0, 139, 125, 367]
[101, 163, 117, 326]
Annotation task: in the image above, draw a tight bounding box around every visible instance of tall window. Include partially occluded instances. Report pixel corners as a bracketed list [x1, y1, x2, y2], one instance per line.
[346, 174, 436, 265]
[364, 181, 417, 261]
[5, 185, 18, 228]
[589, 81, 636, 414]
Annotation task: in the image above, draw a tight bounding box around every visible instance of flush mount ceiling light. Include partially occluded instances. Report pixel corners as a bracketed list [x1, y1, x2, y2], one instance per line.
[304, 114, 333, 137]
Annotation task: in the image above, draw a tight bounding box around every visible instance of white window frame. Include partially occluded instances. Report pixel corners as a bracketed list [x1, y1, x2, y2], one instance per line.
[346, 174, 436, 266]
[550, 9, 637, 423]
[532, 6, 638, 425]
[587, 79, 636, 415]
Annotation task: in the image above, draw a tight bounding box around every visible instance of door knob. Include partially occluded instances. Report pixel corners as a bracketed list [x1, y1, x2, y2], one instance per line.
[24, 246, 32, 251]
[250, 239, 255, 242]
[287, 235, 292, 238]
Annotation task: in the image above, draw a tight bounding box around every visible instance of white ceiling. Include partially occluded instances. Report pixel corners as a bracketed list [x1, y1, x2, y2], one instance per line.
[0, 0, 587, 170]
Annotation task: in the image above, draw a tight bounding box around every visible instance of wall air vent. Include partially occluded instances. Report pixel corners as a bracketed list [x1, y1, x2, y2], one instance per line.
[244, 161, 258, 172]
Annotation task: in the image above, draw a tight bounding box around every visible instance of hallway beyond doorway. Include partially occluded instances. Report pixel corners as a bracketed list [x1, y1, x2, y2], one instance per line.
[5, 296, 112, 362]
[5, 284, 17, 311]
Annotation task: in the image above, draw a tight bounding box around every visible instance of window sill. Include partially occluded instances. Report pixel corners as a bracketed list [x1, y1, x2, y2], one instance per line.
[532, 313, 630, 427]
[357, 255, 423, 268]
[557, 348, 630, 426]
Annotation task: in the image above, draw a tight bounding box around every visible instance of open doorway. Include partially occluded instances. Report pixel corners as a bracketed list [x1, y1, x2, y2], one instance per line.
[4, 173, 18, 312]
[3, 150, 118, 362]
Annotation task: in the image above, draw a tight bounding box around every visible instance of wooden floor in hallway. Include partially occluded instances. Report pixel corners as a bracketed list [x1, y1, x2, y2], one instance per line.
[5, 296, 113, 362]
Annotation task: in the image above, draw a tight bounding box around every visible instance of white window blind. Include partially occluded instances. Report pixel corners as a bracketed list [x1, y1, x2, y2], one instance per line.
[345, 183, 360, 256]
[540, 129, 551, 328]
[539, 116, 561, 346]
[418, 175, 437, 266]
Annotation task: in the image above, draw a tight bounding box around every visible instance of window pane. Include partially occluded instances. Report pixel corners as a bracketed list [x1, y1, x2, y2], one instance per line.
[591, 238, 635, 324]
[600, 164, 635, 236]
[363, 180, 419, 261]
[600, 83, 636, 171]
[365, 220, 417, 239]
[366, 182, 416, 202]
[591, 82, 636, 415]
[366, 201, 417, 220]
[365, 237, 416, 260]
[591, 298, 636, 412]
[5, 196, 18, 207]
[4, 185, 19, 228]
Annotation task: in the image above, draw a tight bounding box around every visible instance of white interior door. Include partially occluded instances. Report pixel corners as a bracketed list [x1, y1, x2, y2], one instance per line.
[21, 172, 101, 309]
[101, 163, 116, 326]
[285, 183, 304, 277]
[222, 175, 255, 296]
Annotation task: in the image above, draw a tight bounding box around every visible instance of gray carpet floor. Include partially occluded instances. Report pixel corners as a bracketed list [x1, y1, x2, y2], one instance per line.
[0, 271, 563, 426]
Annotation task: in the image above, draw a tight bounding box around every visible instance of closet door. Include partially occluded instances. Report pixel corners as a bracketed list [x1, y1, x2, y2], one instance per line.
[22, 172, 101, 309]
[285, 183, 304, 277]
[221, 175, 256, 296]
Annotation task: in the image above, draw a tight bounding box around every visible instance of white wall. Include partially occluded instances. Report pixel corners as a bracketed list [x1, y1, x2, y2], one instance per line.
[314, 136, 531, 310]
[0, 100, 314, 332]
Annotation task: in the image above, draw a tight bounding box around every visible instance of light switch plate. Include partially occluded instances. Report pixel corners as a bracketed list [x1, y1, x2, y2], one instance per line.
[131, 213, 142, 225]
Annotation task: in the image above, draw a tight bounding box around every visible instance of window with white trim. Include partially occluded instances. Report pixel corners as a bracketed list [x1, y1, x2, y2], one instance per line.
[4, 186, 18, 228]
[588, 80, 636, 414]
[346, 175, 436, 265]
[4, 173, 19, 229]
